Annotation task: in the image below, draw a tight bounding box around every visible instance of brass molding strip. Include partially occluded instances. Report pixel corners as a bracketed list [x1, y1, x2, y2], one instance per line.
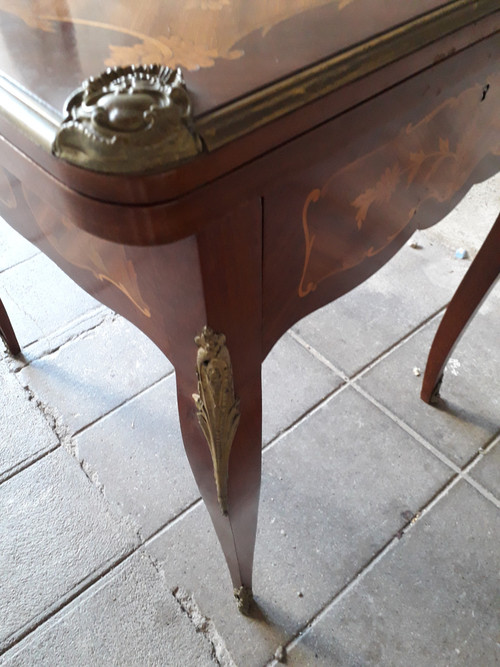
[197, 0, 500, 151]
[0, 75, 60, 151]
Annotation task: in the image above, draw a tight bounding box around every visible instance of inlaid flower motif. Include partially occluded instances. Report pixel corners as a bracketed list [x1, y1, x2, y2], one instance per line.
[352, 164, 401, 228]
[0, 3, 53, 31]
[106, 35, 243, 71]
[185, 0, 231, 10]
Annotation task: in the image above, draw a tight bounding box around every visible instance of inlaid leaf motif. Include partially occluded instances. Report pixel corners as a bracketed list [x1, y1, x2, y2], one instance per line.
[407, 149, 426, 184]
[106, 35, 243, 71]
[185, 0, 231, 9]
[352, 164, 401, 228]
[0, 3, 54, 31]
[439, 137, 450, 154]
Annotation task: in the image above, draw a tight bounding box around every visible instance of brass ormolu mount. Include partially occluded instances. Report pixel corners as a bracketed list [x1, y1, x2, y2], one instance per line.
[53, 65, 202, 173]
[192, 326, 240, 516]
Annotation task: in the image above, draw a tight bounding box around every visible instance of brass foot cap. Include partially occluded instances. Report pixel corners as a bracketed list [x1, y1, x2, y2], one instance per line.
[234, 585, 253, 615]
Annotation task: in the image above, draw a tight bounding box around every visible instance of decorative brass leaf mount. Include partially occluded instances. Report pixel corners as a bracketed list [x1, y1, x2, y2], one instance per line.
[53, 65, 202, 173]
[192, 326, 240, 515]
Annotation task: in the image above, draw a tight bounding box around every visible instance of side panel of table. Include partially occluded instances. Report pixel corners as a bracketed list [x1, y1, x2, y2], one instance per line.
[262, 36, 500, 354]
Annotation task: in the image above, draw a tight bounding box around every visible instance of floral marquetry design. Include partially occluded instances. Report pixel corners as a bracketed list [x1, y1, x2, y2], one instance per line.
[298, 75, 500, 298]
[0, 0, 338, 72]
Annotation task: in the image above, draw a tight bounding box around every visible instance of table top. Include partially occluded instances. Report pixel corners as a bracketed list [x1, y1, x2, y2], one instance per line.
[0, 0, 461, 114]
[0, 0, 497, 175]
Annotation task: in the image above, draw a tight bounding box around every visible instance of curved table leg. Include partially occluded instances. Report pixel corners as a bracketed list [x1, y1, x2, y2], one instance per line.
[141, 199, 263, 612]
[0, 297, 20, 355]
[176, 339, 262, 614]
[421, 211, 500, 403]
[175, 200, 263, 612]
[3, 185, 264, 610]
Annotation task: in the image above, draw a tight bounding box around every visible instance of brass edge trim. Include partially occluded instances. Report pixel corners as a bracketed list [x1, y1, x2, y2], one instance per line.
[196, 0, 499, 151]
[0, 75, 60, 151]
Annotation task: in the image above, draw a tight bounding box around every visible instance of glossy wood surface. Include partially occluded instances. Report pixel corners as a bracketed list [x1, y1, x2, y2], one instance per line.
[0, 0, 455, 116]
[262, 37, 500, 350]
[0, 297, 20, 355]
[0, 13, 498, 607]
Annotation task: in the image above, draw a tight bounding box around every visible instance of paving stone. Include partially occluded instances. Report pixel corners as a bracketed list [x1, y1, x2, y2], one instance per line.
[75, 375, 199, 540]
[0, 253, 102, 351]
[0, 448, 138, 652]
[287, 481, 500, 667]
[0, 355, 59, 481]
[1, 552, 218, 667]
[293, 236, 469, 376]
[469, 442, 500, 500]
[358, 283, 500, 467]
[147, 387, 452, 666]
[262, 333, 343, 444]
[422, 172, 500, 257]
[0, 219, 38, 273]
[19, 316, 173, 435]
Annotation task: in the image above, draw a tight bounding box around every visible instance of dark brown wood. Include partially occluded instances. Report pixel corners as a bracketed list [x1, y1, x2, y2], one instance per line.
[0, 0, 478, 119]
[0, 1, 499, 608]
[421, 212, 500, 404]
[0, 298, 20, 356]
[0, 5, 497, 204]
[0, 168, 263, 597]
[262, 38, 500, 352]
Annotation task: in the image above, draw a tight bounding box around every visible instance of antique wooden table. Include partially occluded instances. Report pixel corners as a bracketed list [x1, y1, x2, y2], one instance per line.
[0, 1, 499, 612]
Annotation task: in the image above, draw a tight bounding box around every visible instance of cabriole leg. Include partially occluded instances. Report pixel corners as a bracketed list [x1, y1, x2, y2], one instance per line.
[0, 298, 20, 356]
[421, 211, 500, 403]
[172, 198, 263, 612]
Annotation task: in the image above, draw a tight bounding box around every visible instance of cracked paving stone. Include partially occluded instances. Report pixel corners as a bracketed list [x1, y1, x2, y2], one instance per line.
[0, 448, 138, 652]
[146, 388, 453, 666]
[1, 553, 220, 667]
[0, 253, 101, 350]
[0, 356, 58, 481]
[19, 316, 173, 435]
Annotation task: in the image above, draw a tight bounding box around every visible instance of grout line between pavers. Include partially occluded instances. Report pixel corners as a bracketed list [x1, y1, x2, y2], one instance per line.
[3, 426, 496, 659]
[262, 380, 349, 454]
[0, 443, 61, 487]
[289, 302, 446, 384]
[12, 307, 115, 369]
[0, 251, 40, 276]
[267, 317, 461, 474]
[72, 369, 176, 438]
[0, 496, 203, 657]
[0, 547, 137, 656]
[352, 383, 462, 472]
[463, 473, 500, 507]
[290, 321, 496, 479]
[267, 469, 470, 666]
